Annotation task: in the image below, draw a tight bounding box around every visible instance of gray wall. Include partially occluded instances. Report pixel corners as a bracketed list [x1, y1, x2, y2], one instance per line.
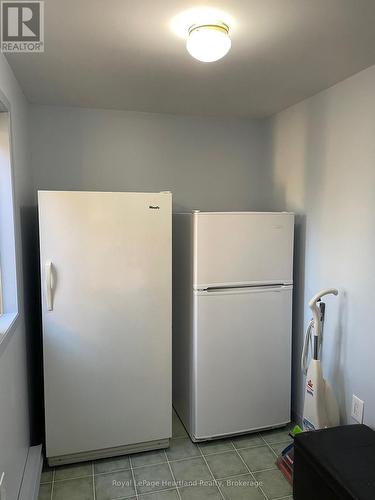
[268, 64, 375, 427]
[0, 69, 270, 498]
[27, 65, 375, 442]
[0, 56, 33, 499]
[29, 106, 269, 212]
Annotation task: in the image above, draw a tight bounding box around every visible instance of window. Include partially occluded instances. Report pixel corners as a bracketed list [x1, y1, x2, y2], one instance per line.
[0, 100, 18, 350]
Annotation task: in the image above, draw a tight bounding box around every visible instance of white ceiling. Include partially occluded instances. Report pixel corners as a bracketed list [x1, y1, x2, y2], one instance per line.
[6, 0, 375, 118]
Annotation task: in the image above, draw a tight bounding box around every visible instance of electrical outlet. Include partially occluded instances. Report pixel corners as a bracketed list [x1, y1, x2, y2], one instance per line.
[351, 394, 364, 423]
[0, 472, 6, 500]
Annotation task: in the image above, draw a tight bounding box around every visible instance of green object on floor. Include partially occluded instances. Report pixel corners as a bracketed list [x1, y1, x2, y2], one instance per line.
[290, 425, 303, 437]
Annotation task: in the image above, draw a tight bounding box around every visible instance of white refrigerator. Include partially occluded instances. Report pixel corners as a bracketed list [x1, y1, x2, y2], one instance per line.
[173, 211, 294, 441]
[38, 191, 172, 465]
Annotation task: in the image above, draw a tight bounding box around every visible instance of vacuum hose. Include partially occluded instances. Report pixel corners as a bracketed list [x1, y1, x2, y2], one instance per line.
[301, 289, 339, 375]
[308, 288, 338, 338]
[301, 319, 314, 375]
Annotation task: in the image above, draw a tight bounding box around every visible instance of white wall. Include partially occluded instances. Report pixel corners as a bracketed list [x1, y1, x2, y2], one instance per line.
[268, 64, 375, 427]
[29, 106, 269, 212]
[0, 55, 33, 499]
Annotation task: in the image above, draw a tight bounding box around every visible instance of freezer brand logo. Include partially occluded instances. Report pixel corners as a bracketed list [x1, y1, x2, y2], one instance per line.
[1, 1, 44, 52]
[306, 379, 314, 396]
[149, 205, 160, 209]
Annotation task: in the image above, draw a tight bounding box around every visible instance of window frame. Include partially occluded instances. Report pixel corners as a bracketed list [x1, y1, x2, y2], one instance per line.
[0, 90, 19, 356]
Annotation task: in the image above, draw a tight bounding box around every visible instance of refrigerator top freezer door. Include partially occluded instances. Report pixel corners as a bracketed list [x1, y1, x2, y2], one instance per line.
[193, 212, 294, 288]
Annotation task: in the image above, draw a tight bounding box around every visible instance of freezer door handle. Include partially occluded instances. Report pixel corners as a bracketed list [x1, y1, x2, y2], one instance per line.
[196, 284, 293, 296]
[45, 260, 54, 311]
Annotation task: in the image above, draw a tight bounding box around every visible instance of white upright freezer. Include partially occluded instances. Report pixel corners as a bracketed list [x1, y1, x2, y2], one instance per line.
[38, 191, 172, 465]
[173, 211, 294, 441]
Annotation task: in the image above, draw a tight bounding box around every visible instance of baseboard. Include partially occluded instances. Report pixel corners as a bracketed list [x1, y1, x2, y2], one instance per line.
[18, 444, 42, 500]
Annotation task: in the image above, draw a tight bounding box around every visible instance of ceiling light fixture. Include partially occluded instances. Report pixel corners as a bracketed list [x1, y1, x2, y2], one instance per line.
[186, 23, 231, 62]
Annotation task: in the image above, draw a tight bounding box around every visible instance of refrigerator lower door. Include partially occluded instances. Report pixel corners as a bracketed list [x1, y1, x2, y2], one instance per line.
[193, 285, 292, 440]
[38, 191, 172, 463]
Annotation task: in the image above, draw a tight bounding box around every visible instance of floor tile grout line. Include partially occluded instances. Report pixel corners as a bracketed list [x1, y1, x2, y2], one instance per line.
[197, 443, 226, 500]
[232, 444, 268, 451]
[216, 465, 278, 481]
[109, 491, 137, 500]
[217, 471, 251, 481]
[92, 462, 96, 500]
[230, 441, 269, 500]
[263, 439, 292, 446]
[164, 449, 183, 500]
[259, 434, 282, 458]
[52, 474, 92, 482]
[132, 485, 177, 499]
[129, 455, 139, 499]
[109, 494, 137, 500]
[231, 442, 269, 500]
[50, 468, 55, 500]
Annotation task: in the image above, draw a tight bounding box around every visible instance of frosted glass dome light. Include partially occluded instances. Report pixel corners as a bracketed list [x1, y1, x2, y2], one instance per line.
[186, 23, 231, 62]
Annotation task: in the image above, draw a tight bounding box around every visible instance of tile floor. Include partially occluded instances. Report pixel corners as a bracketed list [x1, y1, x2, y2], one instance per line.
[39, 411, 293, 500]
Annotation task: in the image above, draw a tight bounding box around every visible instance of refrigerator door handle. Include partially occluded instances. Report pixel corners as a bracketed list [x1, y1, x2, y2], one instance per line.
[196, 284, 293, 296]
[45, 260, 54, 311]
